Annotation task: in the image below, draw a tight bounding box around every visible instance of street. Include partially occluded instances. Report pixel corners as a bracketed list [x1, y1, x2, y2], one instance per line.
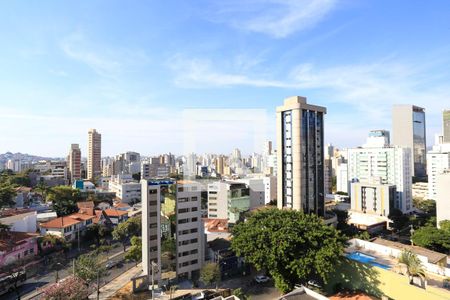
[3, 245, 134, 300]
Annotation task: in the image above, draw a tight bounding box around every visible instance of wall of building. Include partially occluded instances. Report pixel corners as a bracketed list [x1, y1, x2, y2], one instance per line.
[176, 182, 204, 279]
[436, 172, 450, 228]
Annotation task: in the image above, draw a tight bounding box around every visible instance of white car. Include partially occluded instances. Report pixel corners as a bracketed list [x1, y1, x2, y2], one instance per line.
[254, 275, 270, 283]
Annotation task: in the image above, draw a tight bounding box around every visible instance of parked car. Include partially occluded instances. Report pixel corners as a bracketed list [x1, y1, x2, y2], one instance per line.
[105, 261, 116, 269]
[254, 275, 270, 283]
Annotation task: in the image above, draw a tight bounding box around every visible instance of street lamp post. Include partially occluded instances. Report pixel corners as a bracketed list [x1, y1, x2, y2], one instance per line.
[55, 262, 62, 283]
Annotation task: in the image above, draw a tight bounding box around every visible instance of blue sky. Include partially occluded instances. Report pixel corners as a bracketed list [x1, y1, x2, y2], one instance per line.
[1, 0, 449, 156]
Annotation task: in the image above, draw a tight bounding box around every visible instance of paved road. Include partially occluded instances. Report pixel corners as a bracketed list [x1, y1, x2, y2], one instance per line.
[3, 246, 133, 300]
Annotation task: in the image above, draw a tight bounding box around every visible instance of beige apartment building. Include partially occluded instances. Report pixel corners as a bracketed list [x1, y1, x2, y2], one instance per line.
[68, 143, 81, 182]
[276, 96, 327, 216]
[87, 128, 101, 181]
[176, 181, 204, 280]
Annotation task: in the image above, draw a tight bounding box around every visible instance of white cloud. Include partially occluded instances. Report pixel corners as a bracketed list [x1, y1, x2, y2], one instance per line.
[169, 53, 450, 145]
[208, 0, 338, 38]
[60, 31, 149, 78]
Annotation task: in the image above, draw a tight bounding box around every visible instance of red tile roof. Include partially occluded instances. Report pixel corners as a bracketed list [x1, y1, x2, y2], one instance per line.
[103, 209, 128, 217]
[40, 213, 95, 229]
[0, 231, 38, 251]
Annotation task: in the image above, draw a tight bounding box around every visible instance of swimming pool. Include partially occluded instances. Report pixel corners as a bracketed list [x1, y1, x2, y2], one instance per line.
[346, 251, 391, 270]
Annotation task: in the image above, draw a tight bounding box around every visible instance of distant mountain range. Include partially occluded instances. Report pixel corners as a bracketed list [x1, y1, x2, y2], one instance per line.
[0, 152, 63, 164]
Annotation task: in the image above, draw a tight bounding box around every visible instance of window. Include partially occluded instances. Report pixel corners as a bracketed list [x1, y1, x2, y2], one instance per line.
[191, 207, 198, 212]
[149, 201, 157, 206]
[178, 198, 189, 203]
[190, 228, 198, 233]
[190, 249, 198, 255]
[191, 197, 198, 201]
[149, 189, 157, 194]
[191, 259, 198, 265]
[178, 208, 189, 214]
[178, 187, 184, 192]
[178, 218, 189, 224]
[150, 223, 158, 228]
[191, 217, 198, 222]
[150, 235, 157, 240]
[190, 238, 198, 243]
[209, 208, 217, 212]
[149, 211, 158, 217]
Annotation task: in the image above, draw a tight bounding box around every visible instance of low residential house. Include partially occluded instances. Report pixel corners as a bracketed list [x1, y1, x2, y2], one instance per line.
[203, 218, 230, 242]
[102, 209, 128, 225]
[113, 202, 131, 211]
[0, 231, 38, 267]
[39, 213, 95, 241]
[0, 209, 37, 233]
[208, 238, 245, 279]
[14, 186, 32, 208]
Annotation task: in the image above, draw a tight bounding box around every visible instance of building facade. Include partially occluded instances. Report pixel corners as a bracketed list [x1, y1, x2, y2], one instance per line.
[87, 129, 102, 181]
[350, 181, 396, 217]
[392, 105, 427, 178]
[108, 174, 141, 204]
[207, 181, 251, 223]
[276, 96, 326, 216]
[176, 181, 204, 280]
[68, 144, 81, 182]
[347, 147, 412, 213]
[427, 151, 450, 200]
[436, 171, 450, 228]
[141, 180, 162, 284]
[444, 110, 450, 143]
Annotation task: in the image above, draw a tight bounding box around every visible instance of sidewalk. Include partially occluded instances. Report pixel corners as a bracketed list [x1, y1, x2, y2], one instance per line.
[89, 263, 143, 300]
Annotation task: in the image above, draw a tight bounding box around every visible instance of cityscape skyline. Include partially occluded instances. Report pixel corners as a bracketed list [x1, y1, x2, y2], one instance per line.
[1, 1, 450, 156]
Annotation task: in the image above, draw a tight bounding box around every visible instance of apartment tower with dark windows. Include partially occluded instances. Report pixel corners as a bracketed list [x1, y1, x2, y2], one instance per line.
[276, 96, 326, 216]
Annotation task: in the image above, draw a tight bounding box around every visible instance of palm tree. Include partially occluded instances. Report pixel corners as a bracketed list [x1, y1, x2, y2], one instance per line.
[34, 181, 50, 202]
[398, 250, 426, 284]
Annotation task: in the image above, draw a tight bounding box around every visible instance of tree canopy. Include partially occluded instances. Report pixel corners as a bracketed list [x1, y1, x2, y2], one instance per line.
[74, 253, 107, 283]
[47, 186, 81, 216]
[125, 236, 142, 266]
[412, 226, 450, 254]
[231, 208, 347, 293]
[200, 262, 220, 290]
[0, 185, 16, 208]
[112, 216, 142, 251]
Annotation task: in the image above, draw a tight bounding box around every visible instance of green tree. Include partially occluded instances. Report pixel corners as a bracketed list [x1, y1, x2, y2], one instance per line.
[388, 209, 410, 232]
[85, 223, 110, 246]
[414, 199, 436, 215]
[439, 220, 450, 233]
[112, 222, 129, 252]
[398, 250, 426, 284]
[125, 236, 142, 266]
[47, 186, 81, 216]
[34, 181, 50, 202]
[74, 253, 107, 283]
[231, 208, 347, 293]
[200, 262, 220, 291]
[162, 237, 176, 254]
[412, 226, 450, 253]
[233, 288, 250, 300]
[0, 185, 16, 208]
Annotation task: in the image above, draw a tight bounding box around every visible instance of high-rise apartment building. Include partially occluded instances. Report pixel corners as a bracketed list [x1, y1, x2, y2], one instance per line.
[392, 105, 426, 178]
[87, 129, 101, 181]
[443, 110, 450, 143]
[141, 180, 162, 285]
[427, 152, 450, 200]
[176, 181, 204, 280]
[68, 144, 81, 182]
[214, 156, 225, 175]
[436, 171, 450, 228]
[347, 146, 412, 213]
[276, 96, 326, 216]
